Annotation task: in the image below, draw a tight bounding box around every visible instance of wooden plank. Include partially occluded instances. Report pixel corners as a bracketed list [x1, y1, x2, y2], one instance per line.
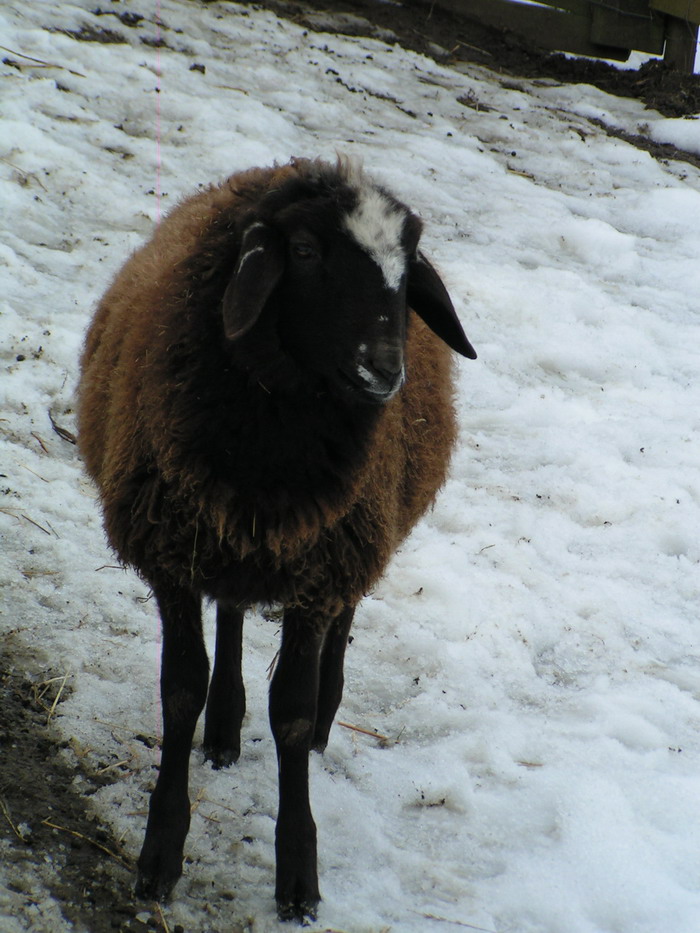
[649, 0, 700, 24]
[591, 7, 666, 54]
[508, 0, 591, 14]
[428, 0, 631, 59]
[663, 15, 700, 71]
[426, 0, 586, 30]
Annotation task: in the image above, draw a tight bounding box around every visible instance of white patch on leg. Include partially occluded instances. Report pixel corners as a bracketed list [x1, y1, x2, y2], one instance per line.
[343, 187, 407, 292]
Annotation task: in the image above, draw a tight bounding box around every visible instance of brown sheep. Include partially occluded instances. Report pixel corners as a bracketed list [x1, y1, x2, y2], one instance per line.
[77, 157, 476, 922]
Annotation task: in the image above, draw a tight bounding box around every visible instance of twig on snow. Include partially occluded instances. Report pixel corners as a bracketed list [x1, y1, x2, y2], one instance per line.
[266, 648, 280, 681]
[20, 568, 58, 580]
[0, 508, 53, 536]
[31, 432, 49, 453]
[95, 757, 134, 776]
[41, 818, 132, 869]
[21, 463, 49, 483]
[29, 673, 70, 723]
[0, 45, 87, 78]
[48, 410, 77, 445]
[413, 910, 499, 932]
[154, 901, 171, 932]
[22, 513, 53, 536]
[0, 798, 26, 842]
[337, 720, 390, 745]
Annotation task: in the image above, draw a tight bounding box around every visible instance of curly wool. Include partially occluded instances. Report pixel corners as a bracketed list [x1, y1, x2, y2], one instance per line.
[78, 159, 458, 618]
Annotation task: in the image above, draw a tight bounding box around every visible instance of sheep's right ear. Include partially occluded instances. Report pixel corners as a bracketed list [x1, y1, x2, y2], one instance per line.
[222, 223, 285, 341]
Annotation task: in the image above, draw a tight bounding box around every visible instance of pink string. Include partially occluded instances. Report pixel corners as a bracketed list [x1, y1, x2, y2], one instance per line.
[155, 0, 162, 225]
[150, 2, 163, 747]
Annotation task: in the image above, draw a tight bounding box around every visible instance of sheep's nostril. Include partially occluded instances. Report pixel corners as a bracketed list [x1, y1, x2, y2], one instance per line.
[344, 342, 406, 402]
[370, 358, 403, 382]
[353, 356, 405, 401]
[371, 362, 405, 396]
[370, 343, 404, 378]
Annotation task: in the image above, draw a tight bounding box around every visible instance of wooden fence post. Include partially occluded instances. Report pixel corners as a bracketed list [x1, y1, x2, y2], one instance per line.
[663, 15, 699, 72]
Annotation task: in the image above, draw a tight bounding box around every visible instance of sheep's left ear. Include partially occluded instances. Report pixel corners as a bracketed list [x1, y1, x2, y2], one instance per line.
[222, 223, 284, 341]
[407, 253, 476, 359]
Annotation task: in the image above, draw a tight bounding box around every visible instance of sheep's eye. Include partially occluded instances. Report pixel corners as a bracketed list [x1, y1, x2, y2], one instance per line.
[290, 239, 319, 261]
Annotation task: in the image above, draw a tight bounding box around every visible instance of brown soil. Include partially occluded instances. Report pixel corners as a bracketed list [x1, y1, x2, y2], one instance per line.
[0, 649, 166, 933]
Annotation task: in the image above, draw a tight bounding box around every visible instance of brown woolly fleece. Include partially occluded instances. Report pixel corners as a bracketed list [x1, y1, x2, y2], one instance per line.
[77, 160, 458, 620]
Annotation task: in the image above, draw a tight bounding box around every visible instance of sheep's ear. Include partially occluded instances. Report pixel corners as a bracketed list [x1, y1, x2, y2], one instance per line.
[407, 253, 476, 359]
[222, 223, 284, 341]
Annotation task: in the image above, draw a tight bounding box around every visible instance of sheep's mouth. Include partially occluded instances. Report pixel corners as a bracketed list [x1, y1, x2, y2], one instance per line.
[337, 365, 404, 405]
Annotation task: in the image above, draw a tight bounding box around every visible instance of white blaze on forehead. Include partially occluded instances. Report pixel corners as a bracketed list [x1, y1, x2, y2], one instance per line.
[343, 186, 407, 292]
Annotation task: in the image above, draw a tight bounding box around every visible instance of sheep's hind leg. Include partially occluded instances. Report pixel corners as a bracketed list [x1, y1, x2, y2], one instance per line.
[313, 604, 355, 752]
[203, 603, 246, 768]
[269, 608, 324, 922]
[135, 583, 208, 903]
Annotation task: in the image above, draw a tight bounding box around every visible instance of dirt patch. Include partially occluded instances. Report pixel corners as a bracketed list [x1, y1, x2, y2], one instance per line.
[0, 649, 165, 933]
[55, 24, 128, 44]
[92, 9, 146, 29]
[255, 0, 700, 118]
[538, 55, 700, 118]
[589, 117, 700, 170]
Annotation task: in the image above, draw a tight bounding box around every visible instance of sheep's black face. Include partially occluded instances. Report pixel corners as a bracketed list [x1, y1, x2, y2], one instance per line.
[269, 184, 422, 405]
[220, 165, 475, 399]
[276, 221, 411, 405]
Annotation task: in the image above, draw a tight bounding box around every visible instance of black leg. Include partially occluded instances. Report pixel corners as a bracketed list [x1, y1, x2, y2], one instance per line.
[203, 603, 246, 769]
[269, 608, 325, 922]
[135, 583, 208, 902]
[313, 605, 355, 752]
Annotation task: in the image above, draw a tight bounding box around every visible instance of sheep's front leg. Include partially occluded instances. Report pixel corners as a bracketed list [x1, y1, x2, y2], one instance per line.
[313, 604, 355, 752]
[203, 603, 246, 768]
[136, 583, 208, 902]
[269, 608, 324, 922]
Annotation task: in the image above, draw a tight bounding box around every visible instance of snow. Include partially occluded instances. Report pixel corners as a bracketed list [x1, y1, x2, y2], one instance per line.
[2, 1, 700, 931]
[644, 115, 700, 155]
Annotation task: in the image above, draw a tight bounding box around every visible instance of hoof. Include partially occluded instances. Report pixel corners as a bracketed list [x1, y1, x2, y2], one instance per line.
[203, 743, 240, 769]
[312, 721, 332, 753]
[277, 897, 319, 924]
[134, 868, 179, 904]
[136, 836, 184, 904]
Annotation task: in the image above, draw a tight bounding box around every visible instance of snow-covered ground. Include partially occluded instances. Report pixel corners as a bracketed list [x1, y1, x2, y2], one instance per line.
[2, 1, 700, 931]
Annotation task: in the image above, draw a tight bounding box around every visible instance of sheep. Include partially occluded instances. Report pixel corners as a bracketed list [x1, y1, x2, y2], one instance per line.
[77, 156, 476, 922]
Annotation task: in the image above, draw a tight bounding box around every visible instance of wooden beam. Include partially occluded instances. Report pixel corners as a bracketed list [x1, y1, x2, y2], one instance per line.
[663, 15, 700, 71]
[512, 0, 590, 13]
[426, 0, 631, 59]
[591, 7, 666, 54]
[649, 0, 700, 24]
